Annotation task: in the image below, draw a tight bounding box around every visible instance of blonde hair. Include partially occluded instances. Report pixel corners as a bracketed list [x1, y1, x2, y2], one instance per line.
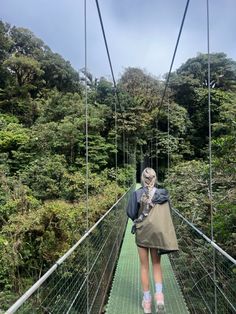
[141, 167, 157, 190]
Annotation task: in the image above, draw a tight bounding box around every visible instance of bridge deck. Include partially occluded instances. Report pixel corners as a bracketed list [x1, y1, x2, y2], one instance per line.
[105, 220, 189, 314]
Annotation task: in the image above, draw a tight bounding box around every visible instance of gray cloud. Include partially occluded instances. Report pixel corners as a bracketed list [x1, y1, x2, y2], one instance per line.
[2, 0, 236, 80]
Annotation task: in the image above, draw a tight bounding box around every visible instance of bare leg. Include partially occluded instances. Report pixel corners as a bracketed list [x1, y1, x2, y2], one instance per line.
[150, 249, 165, 312]
[137, 246, 150, 291]
[150, 248, 162, 284]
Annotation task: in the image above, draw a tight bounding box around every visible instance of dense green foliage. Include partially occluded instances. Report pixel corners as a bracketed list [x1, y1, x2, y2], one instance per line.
[0, 21, 134, 309]
[0, 20, 235, 310]
[166, 54, 236, 259]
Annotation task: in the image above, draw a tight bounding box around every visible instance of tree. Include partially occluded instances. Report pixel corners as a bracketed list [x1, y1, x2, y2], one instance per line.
[170, 53, 236, 157]
[95, 77, 114, 106]
[20, 155, 67, 200]
[118, 67, 162, 138]
[41, 51, 81, 93]
[3, 54, 44, 88]
[175, 52, 236, 91]
[0, 21, 13, 89]
[0, 21, 12, 62]
[0, 122, 29, 154]
[37, 91, 83, 123]
[9, 26, 45, 57]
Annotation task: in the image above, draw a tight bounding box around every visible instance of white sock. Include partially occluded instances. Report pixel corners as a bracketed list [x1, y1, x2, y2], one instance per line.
[155, 282, 163, 294]
[143, 290, 151, 300]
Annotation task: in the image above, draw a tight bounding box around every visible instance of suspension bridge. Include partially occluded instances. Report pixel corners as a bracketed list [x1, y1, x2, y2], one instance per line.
[4, 0, 236, 313]
[5, 184, 236, 314]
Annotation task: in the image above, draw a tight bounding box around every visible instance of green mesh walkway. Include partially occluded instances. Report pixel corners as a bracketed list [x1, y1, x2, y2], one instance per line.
[105, 220, 189, 314]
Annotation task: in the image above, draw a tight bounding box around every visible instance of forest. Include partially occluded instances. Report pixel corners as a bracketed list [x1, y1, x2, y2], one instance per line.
[0, 20, 235, 310]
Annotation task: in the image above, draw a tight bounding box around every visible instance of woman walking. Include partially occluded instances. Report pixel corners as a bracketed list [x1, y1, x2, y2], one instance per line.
[126, 167, 179, 313]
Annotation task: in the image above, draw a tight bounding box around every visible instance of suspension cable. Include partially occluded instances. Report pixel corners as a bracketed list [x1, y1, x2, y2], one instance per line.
[94, 0, 119, 103]
[84, 0, 89, 252]
[207, 0, 213, 248]
[94, 1, 125, 115]
[206, 1, 217, 313]
[84, 1, 89, 313]
[155, 119, 159, 180]
[95, 0, 127, 198]
[167, 101, 170, 178]
[159, 0, 190, 109]
[154, 0, 190, 184]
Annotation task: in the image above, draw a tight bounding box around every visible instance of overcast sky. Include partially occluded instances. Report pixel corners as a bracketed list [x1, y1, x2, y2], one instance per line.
[1, 0, 236, 80]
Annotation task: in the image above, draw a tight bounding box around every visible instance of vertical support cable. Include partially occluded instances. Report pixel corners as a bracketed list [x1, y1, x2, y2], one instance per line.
[134, 142, 137, 184]
[207, 0, 213, 248]
[155, 119, 159, 182]
[114, 95, 118, 201]
[140, 144, 143, 178]
[150, 138, 153, 168]
[206, 0, 217, 312]
[84, 0, 89, 313]
[128, 137, 131, 186]
[127, 139, 129, 166]
[167, 102, 170, 179]
[123, 129, 125, 164]
[123, 128, 126, 187]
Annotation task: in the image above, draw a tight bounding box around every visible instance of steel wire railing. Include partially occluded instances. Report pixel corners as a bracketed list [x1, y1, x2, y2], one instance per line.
[170, 207, 236, 314]
[6, 186, 135, 314]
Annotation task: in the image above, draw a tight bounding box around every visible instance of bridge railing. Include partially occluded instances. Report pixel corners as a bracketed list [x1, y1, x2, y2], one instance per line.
[170, 207, 236, 314]
[6, 186, 135, 314]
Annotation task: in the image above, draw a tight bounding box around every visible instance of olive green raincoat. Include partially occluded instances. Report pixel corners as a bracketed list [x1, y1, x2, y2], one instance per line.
[135, 200, 179, 255]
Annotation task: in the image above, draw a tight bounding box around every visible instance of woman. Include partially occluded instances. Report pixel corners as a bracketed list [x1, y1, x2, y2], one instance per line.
[126, 167, 179, 313]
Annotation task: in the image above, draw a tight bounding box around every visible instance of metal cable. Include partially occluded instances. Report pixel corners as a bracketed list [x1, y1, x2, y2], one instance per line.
[94, 0, 120, 107]
[94, 0, 123, 200]
[84, 1, 89, 313]
[206, 1, 217, 313]
[155, 119, 159, 180]
[6, 188, 134, 313]
[156, 0, 190, 182]
[207, 0, 213, 243]
[170, 208, 236, 313]
[167, 101, 170, 179]
[159, 0, 190, 109]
